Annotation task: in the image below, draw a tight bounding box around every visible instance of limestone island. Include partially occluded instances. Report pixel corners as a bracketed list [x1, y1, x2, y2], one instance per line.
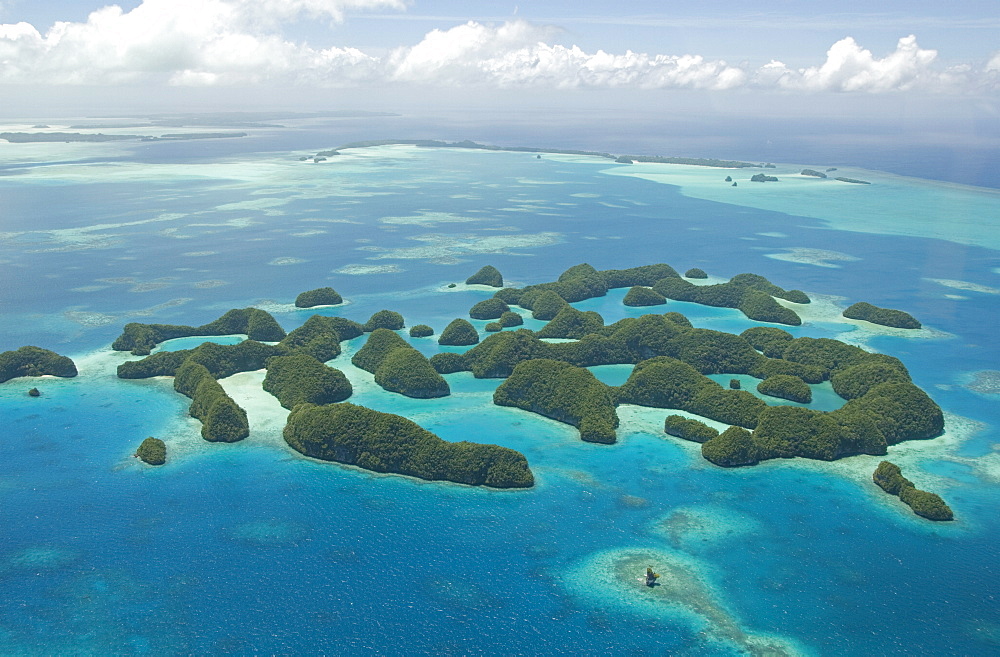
[873, 461, 953, 520]
[0, 346, 78, 384]
[800, 169, 828, 178]
[295, 286, 343, 308]
[284, 403, 534, 488]
[842, 301, 921, 329]
[465, 265, 504, 287]
[110, 260, 946, 490]
[835, 176, 871, 185]
[135, 437, 166, 466]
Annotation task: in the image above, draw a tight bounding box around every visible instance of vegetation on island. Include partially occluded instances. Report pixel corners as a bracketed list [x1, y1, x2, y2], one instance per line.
[842, 302, 921, 329]
[623, 286, 667, 307]
[284, 402, 534, 488]
[173, 361, 249, 443]
[136, 437, 166, 465]
[469, 298, 510, 320]
[535, 306, 605, 339]
[494, 359, 619, 444]
[112, 308, 286, 355]
[801, 169, 828, 178]
[750, 174, 779, 182]
[363, 310, 405, 332]
[756, 374, 812, 403]
[685, 268, 708, 279]
[485, 322, 503, 332]
[465, 265, 504, 287]
[653, 273, 808, 326]
[873, 461, 953, 520]
[498, 311, 524, 327]
[835, 177, 871, 185]
[439, 319, 480, 346]
[409, 324, 434, 338]
[263, 353, 352, 409]
[294, 287, 343, 308]
[529, 290, 570, 320]
[0, 346, 78, 384]
[663, 415, 720, 443]
[702, 426, 759, 466]
[110, 259, 946, 479]
[353, 328, 450, 398]
[28, 387, 41, 397]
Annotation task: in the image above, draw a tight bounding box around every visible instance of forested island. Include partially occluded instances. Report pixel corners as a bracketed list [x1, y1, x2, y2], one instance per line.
[873, 461, 953, 520]
[109, 261, 945, 508]
[0, 346, 77, 383]
[843, 302, 921, 329]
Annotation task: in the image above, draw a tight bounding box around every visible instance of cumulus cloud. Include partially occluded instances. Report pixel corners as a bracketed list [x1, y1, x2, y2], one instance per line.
[389, 21, 745, 90]
[761, 35, 943, 92]
[0, 5, 994, 94]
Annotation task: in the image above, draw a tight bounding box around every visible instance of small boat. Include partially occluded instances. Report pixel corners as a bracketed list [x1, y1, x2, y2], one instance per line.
[645, 566, 660, 587]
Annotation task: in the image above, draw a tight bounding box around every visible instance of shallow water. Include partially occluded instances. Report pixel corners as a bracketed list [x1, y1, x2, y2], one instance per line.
[1, 123, 999, 655]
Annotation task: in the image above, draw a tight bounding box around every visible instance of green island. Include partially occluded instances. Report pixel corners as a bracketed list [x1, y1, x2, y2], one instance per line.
[801, 169, 828, 178]
[623, 286, 667, 307]
[110, 260, 947, 496]
[750, 173, 779, 182]
[873, 461, 953, 520]
[283, 402, 534, 488]
[652, 273, 808, 325]
[363, 309, 405, 332]
[465, 265, 504, 287]
[112, 307, 287, 355]
[353, 329, 450, 398]
[684, 268, 708, 279]
[842, 302, 921, 329]
[439, 318, 480, 346]
[294, 286, 343, 308]
[469, 298, 510, 320]
[0, 346, 78, 384]
[263, 353, 352, 409]
[135, 437, 166, 466]
[409, 324, 434, 338]
[663, 415, 720, 443]
[835, 177, 871, 185]
[756, 374, 812, 403]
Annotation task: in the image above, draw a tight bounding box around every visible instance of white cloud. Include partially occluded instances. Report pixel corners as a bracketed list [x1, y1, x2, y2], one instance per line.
[766, 35, 942, 92]
[0, 6, 995, 94]
[389, 20, 745, 90]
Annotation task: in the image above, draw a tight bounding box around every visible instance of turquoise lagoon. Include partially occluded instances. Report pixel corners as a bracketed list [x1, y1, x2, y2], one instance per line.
[1, 124, 999, 655]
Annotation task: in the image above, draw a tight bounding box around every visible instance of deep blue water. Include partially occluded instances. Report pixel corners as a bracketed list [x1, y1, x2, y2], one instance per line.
[1, 120, 998, 655]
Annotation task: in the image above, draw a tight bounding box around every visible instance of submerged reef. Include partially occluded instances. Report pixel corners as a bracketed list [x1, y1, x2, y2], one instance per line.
[284, 402, 533, 488]
[842, 302, 921, 329]
[294, 287, 343, 308]
[135, 437, 166, 465]
[0, 346, 78, 384]
[873, 461, 953, 520]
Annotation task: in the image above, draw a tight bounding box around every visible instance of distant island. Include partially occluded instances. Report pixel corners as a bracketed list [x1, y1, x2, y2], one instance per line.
[311, 139, 776, 169]
[0, 131, 247, 143]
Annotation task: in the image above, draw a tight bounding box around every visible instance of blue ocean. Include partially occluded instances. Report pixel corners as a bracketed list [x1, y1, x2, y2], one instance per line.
[1, 114, 998, 655]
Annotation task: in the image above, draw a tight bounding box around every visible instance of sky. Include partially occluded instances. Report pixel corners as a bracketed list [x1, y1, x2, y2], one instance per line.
[0, 0, 997, 119]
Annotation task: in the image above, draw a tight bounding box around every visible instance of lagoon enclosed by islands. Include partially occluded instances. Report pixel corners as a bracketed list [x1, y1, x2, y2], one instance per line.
[1, 113, 999, 655]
